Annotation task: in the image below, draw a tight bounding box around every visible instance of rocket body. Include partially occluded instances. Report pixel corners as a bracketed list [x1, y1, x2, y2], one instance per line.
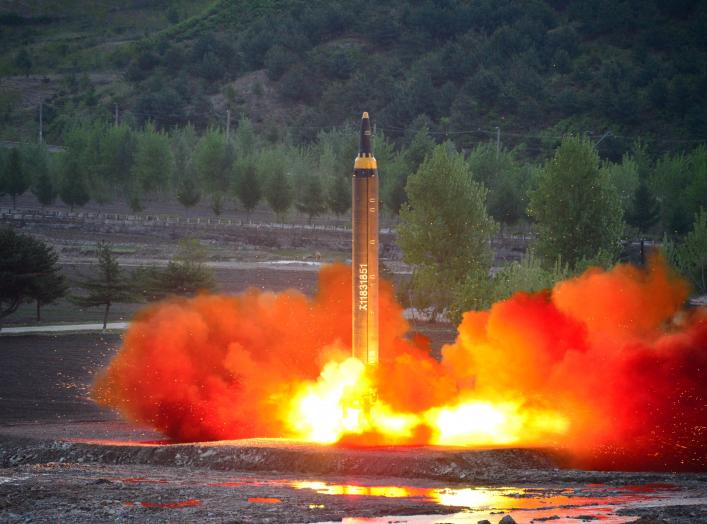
[352, 112, 379, 365]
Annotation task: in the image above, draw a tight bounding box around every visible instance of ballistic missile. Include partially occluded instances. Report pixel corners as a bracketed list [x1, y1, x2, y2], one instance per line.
[352, 112, 379, 365]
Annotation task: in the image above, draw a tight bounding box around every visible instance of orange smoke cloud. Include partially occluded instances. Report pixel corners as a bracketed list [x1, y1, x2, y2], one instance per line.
[92, 256, 707, 471]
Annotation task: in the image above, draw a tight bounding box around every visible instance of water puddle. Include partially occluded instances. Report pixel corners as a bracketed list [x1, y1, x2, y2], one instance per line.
[124, 499, 202, 509]
[292, 481, 701, 524]
[248, 497, 282, 504]
[110, 473, 703, 522]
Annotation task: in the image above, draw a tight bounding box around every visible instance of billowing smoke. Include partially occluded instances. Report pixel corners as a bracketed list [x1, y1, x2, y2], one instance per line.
[92, 257, 706, 471]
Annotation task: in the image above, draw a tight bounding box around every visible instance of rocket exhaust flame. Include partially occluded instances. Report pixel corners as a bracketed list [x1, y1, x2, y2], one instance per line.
[92, 255, 707, 471]
[90, 112, 706, 472]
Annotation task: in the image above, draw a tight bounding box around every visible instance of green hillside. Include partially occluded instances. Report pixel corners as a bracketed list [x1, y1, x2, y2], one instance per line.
[1, 0, 706, 159]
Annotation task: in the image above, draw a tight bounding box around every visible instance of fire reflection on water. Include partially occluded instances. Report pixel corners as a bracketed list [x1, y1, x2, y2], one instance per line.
[290, 480, 666, 510]
[292, 481, 523, 508]
[110, 472, 698, 523]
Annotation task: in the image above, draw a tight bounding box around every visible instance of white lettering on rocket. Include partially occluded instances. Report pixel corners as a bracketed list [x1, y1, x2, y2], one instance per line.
[358, 264, 368, 311]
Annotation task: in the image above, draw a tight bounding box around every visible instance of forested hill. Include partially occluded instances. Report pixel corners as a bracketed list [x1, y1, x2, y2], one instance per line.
[1, 0, 706, 159]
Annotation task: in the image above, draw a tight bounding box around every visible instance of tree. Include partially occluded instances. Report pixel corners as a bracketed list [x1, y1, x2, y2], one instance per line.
[28, 243, 67, 321]
[72, 243, 134, 329]
[235, 162, 261, 220]
[650, 151, 693, 237]
[136, 239, 216, 301]
[626, 179, 659, 264]
[669, 209, 707, 295]
[14, 48, 31, 76]
[33, 169, 55, 206]
[466, 144, 527, 226]
[528, 135, 624, 268]
[265, 45, 297, 81]
[264, 166, 293, 223]
[296, 175, 327, 223]
[0, 229, 66, 324]
[327, 173, 350, 218]
[99, 124, 136, 195]
[4, 149, 30, 208]
[22, 143, 56, 207]
[172, 125, 199, 211]
[131, 123, 173, 206]
[381, 154, 411, 216]
[398, 145, 498, 321]
[403, 123, 435, 172]
[176, 176, 201, 210]
[234, 117, 258, 156]
[197, 52, 225, 82]
[58, 153, 90, 211]
[603, 155, 639, 214]
[194, 129, 233, 215]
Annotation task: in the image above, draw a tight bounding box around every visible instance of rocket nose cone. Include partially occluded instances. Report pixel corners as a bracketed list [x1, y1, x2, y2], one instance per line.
[359, 112, 372, 155]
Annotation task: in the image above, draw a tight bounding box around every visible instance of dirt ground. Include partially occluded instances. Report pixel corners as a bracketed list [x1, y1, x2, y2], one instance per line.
[0, 461, 703, 524]
[4, 265, 323, 326]
[0, 329, 455, 425]
[0, 332, 705, 523]
[1, 210, 704, 523]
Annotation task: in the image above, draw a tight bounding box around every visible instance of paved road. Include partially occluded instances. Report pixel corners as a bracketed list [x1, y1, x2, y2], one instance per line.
[0, 322, 128, 335]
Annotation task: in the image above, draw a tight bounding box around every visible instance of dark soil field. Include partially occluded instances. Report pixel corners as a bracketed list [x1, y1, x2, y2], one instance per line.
[1, 332, 706, 523]
[5, 266, 322, 326]
[0, 333, 120, 424]
[0, 203, 702, 523]
[0, 326, 456, 426]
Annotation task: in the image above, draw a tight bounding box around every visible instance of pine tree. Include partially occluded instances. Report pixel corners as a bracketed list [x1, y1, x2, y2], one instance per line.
[0, 229, 66, 324]
[136, 239, 216, 301]
[28, 242, 68, 321]
[72, 243, 134, 329]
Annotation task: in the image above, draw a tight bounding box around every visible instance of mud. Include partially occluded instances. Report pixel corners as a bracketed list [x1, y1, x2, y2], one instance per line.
[0, 324, 704, 523]
[0, 459, 704, 523]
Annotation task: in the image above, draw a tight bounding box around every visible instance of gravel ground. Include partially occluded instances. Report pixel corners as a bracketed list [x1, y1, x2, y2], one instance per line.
[0, 460, 704, 523]
[0, 316, 703, 523]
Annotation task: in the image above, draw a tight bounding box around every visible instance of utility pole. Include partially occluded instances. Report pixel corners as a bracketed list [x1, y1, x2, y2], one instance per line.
[38, 102, 43, 144]
[495, 126, 500, 160]
[114, 104, 119, 127]
[226, 109, 231, 140]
